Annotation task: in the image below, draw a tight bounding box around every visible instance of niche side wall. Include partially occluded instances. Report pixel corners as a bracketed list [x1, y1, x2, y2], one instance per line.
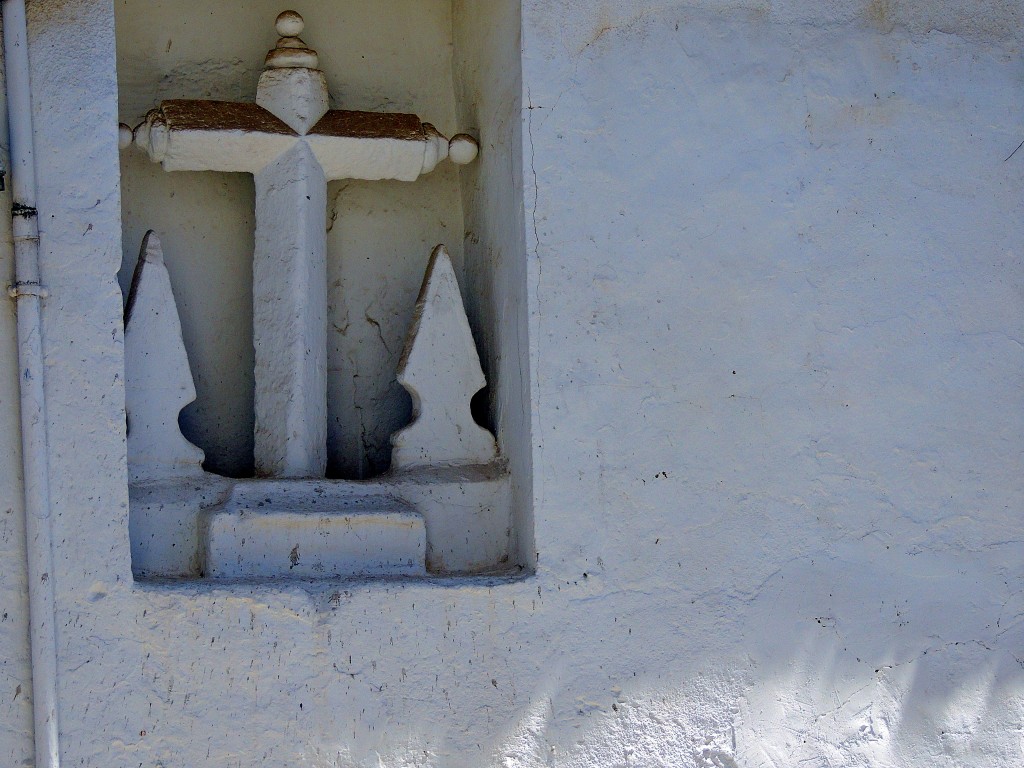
[453, 0, 533, 569]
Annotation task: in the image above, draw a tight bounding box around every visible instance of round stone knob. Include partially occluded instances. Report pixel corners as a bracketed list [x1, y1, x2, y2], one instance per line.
[448, 134, 480, 165]
[275, 10, 304, 38]
[265, 10, 318, 69]
[117, 123, 134, 151]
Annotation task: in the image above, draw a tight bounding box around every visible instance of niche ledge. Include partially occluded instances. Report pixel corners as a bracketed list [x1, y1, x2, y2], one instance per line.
[131, 462, 511, 580]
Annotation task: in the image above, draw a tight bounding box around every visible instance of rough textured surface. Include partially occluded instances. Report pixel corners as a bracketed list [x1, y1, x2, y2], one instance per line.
[253, 140, 330, 477]
[160, 99, 296, 135]
[1, 1, 1022, 767]
[129, 476, 234, 577]
[518, 2, 1024, 765]
[256, 66, 329, 135]
[7, 1, 130, 765]
[203, 483, 426, 579]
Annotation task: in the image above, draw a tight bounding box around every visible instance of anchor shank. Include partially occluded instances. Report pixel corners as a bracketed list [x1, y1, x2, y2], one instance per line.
[253, 141, 328, 477]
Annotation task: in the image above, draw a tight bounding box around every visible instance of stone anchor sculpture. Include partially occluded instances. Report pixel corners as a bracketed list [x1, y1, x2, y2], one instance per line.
[124, 11, 510, 579]
[133, 10, 479, 479]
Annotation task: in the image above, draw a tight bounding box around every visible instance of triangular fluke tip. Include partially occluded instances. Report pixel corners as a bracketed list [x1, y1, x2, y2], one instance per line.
[424, 244, 460, 302]
[141, 230, 164, 264]
[421, 244, 453, 292]
[390, 243, 496, 469]
[397, 244, 459, 377]
[125, 231, 167, 326]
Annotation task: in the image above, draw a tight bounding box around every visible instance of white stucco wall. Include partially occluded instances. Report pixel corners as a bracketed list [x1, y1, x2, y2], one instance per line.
[519, 3, 1024, 765]
[0, 0, 1021, 766]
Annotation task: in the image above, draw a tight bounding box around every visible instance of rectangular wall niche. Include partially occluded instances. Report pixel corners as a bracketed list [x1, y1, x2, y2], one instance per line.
[116, 1, 532, 580]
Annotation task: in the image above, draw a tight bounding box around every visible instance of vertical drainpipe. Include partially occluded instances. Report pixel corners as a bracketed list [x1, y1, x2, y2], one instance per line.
[2, 1, 61, 767]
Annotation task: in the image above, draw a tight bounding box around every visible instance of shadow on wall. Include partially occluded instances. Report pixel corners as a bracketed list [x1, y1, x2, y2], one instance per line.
[297, 554, 1022, 767]
[486, 637, 1020, 767]
[572, 548, 1020, 767]
[278, 626, 1021, 767]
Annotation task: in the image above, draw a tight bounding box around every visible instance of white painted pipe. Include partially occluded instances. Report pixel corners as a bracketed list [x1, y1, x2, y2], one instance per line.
[2, 1, 61, 767]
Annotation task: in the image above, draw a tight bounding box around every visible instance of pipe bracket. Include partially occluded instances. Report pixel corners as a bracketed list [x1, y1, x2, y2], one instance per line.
[8, 281, 48, 299]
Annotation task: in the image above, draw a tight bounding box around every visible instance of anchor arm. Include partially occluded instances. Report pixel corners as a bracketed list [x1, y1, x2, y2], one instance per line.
[305, 112, 479, 182]
[134, 101, 298, 174]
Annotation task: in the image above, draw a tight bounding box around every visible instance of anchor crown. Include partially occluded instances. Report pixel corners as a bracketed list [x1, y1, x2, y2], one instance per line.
[265, 10, 319, 70]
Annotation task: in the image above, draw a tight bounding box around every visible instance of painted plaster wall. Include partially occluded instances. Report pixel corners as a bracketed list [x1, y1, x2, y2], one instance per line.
[453, 0, 534, 568]
[518, 2, 1024, 766]
[0, 1, 1022, 768]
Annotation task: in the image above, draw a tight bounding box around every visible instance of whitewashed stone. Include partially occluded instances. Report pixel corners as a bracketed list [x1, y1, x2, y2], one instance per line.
[274, 10, 305, 39]
[128, 466, 511, 578]
[256, 67, 328, 135]
[135, 105, 295, 173]
[117, 122, 133, 150]
[124, 232, 205, 482]
[386, 464, 511, 573]
[391, 245, 498, 469]
[308, 125, 449, 182]
[8, 5, 1023, 768]
[203, 482, 426, 579]
[129, 477, 233, 578]
[264, 10, 319, 70]
[448, 133, 480, 165]
[253, 141, 329, 478]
